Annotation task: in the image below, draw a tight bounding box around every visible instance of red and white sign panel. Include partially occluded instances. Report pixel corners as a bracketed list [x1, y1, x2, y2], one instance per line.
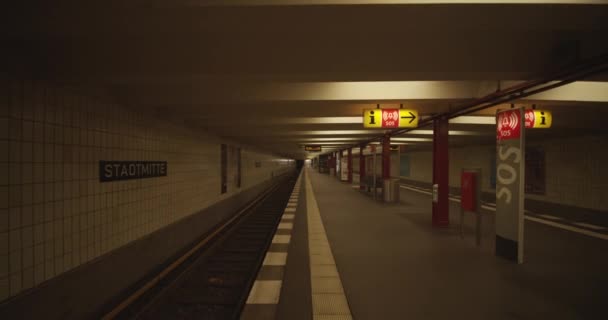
[524, 109, 553, 128]
[496, 109, 522, 141]
[524, 110, 535, 129]
[381, 109, 400, 128]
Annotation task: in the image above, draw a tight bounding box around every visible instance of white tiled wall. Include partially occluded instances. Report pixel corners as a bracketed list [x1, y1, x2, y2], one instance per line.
[402, 136, 608, 212]
[0, 80, 294, 301]
[533, 135, 608, 211]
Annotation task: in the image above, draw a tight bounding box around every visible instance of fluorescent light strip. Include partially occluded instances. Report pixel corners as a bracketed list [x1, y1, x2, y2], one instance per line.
[402, 130, 482, 136]
[449, 116, 496, 125]
[288, 137, 368, 141]
[287, 116, 495, 125]
[300, 142, 356, 145]
[391, 137, 433, 142]
[287, 130, 381, 135]
[194, 1, 608, 6]
[287, 117, 361, 124]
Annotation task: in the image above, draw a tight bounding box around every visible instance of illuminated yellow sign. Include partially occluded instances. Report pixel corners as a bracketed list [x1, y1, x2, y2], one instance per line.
[304, 146, 322, 152]
[525, 110, 552, 128]
[363, 109, 419, 128]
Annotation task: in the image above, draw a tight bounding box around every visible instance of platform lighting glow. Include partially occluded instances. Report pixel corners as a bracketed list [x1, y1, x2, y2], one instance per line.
[290, 137, 367, 141]
[199, 1, 608, 6]
[391, 137, 433, 142]
[288, 130, 379, 135]
[300, 142, 355, 145]
[400, 130, 480, 136]
[287, 116, 496, 125]
[449, 116, 496, 125]
[289, 117, 361, 124]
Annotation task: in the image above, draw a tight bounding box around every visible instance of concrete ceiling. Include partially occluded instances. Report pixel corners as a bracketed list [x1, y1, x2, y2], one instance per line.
[2, 1, 608, 159]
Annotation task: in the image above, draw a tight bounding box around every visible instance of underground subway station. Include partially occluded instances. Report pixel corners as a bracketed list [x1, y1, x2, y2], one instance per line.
[1, 1, 608, 319]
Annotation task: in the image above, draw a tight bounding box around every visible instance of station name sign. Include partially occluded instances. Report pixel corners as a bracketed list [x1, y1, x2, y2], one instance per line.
[99, 161, 167, 182]
[363, 109, 419, 128]
[305, 146, 322, 152]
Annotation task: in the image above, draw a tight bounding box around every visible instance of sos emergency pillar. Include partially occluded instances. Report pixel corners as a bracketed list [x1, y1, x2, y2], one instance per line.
[382, 135, 391, 180]
[360, 145, 366, 190]
[432, 116, 449, 227]
[496, 108, 526, 263]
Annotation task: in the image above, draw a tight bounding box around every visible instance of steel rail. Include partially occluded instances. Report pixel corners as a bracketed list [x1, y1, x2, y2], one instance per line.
[101, 174, 291, 320]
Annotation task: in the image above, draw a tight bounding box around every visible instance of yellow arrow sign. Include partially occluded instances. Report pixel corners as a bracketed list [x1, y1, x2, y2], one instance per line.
[363, 109, 419, 128]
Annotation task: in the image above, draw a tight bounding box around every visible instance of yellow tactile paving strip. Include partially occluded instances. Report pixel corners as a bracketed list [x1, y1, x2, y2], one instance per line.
[305, 170, 353, 320]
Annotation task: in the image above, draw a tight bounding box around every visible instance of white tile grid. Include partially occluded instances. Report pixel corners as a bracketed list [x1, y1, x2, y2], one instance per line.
[271, 234, 291, 244]
[246, 280, 282, 304]
[0, 81, 296, 302]
[278, 222, 293, 230]
[281, 215, 295, 223]
[243, 172, 303, 309]
[305, 170, 352, 318]
[262, 252, 288, 266]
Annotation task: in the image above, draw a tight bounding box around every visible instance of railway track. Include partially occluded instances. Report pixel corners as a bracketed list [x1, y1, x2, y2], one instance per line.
[104, 171, 300, 320]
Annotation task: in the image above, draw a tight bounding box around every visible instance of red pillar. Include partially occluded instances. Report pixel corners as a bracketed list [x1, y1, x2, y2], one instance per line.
[347, 148, 353, 183]
[382, 135, 391, 180]
[432, 116, 449, 227]
[359, 145, 365, 190]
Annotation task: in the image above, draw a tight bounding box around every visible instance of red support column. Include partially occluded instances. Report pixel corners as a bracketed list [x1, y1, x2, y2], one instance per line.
[432, 116, 450, 227]
[359, 145, 365, 190]
[347, 148, 353, 183]
[382, 135, 391, 180]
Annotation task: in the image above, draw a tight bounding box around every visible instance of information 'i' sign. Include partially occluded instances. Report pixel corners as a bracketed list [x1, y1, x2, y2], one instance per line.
[363, 109, 419, 128]
[524, 110, 552, 128]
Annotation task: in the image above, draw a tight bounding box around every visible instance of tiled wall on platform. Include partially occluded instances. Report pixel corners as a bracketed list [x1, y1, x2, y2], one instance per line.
[0, 79, 294, 301]
[403, 136, 608, 211]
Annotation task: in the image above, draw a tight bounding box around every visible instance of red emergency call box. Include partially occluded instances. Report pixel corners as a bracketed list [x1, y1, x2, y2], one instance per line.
[461, 171, 477, 211]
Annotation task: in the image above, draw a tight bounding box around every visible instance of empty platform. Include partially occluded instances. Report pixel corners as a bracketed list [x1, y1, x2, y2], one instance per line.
[264, 168, 608, 320]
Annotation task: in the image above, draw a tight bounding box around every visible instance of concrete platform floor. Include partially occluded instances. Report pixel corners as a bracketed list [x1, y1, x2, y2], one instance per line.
[275, 168, 607, 320]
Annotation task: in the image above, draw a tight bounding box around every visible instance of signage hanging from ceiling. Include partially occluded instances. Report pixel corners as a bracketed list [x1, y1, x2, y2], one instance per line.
[363, 108, 419, 128]
[524, 110, 552, 128]
[304, 145, 322, 152]
[496, 109, 522, 141]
